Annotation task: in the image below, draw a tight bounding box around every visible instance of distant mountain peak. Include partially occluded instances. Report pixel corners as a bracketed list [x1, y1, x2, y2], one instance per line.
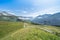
[53, 12, 60, 15]
[0, 11, 15, 16]
[32, 12, 60, 26]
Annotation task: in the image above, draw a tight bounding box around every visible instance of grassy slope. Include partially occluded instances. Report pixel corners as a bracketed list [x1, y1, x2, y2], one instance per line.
[26, 23, 60, 36]
[1, 28, 60, 40]
[0, 21, 23, 38]
[0, 21, 60, 40]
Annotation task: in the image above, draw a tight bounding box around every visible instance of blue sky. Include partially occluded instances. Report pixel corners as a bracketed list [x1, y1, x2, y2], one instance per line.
[0, 0, 60, 17]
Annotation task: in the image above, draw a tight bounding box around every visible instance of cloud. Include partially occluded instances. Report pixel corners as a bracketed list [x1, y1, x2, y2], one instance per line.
[0, 0, 60, 17]
[22, 6, 60, 17]
[28, 0, 57, 6]
[16, 0, 60, 13]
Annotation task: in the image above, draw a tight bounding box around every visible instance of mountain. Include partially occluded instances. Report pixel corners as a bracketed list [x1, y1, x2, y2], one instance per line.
[32, 14, 52, 24]
[47, 12, 60, 26]
[37, 14, 52, 18]
[0, 11, 18, 21]
[0, 11, 32, 22]
[32, 12, 60, 26]
[0, 11, 14, 16]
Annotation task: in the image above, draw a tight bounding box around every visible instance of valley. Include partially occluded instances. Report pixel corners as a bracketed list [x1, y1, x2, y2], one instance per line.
[0, 0, 60, 40]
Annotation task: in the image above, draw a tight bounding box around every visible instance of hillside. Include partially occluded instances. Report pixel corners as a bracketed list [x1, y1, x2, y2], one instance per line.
[0, 21, 60, 40]
[32, 12, 60, 26]
[0, 11, 18, 21]
[0, 21, 23, 38]
[1, 28, 60, 40]
[0, 11, 32, 22]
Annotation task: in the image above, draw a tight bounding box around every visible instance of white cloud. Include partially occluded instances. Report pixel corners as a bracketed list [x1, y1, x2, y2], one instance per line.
[30, 0, 57, 6]
[17, 0, 57, 6]
[40, 7, 60, 14]
[5, 0, 60, 17]
[23, 6, 60, 17]
[23, 11, 27, 13]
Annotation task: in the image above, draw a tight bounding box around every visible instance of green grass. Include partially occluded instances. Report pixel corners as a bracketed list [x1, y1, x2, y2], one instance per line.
[0, 21, 60, 40]
[0, 21, 23, 38]
[26, 23, 60, 37]
[1, 28, 60, 40]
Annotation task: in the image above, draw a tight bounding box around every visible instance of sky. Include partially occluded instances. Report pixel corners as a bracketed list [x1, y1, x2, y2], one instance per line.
[0, 0, 60, 17]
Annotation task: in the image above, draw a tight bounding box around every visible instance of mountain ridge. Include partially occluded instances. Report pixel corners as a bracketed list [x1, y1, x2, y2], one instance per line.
[32, 12, 60, 26]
